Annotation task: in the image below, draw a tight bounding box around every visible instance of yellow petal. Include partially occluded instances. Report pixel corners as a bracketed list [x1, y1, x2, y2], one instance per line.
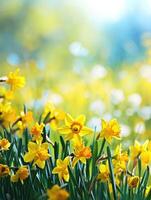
[52, 167, 61, 174]
[64, 157, 70, 165]
[35, 160, 45, 169]
[65, 113, 74, 126]
[24, 152, 35, 163]
[101, 119, 107, 129]
[57, 159, 64, 166]
[11, 174, 18, 182]
[41, 142, 49, 150]
[58, 126, 71, 134]
[76, 115, 86, 125]
[63, 173, 69, 182]
[80, 157, 86, 164]
[72, 157, 79, 168]
[65, 132, 74, 140]
[142, 140, 149, 150]
[28, 142, 37, 151]
[80, 126, 93, 136]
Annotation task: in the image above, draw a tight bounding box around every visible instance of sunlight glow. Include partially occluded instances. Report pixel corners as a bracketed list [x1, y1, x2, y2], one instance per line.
[82, 0, 127, 23]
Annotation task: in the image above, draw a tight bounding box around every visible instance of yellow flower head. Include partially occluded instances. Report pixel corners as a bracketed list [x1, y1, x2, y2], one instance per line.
[31, 122, 45, 141]
[6, 68, 25, 90]
[0, 138, 10, 151]
[128, 176, 139, 188]
[43, 102, 65, 130]
[11, 166, 29, 183]
[72, 138, 92, 167]
[52, 157, 70, 182]
[58, 113, 93, 140]
[0, 164, 10, 177]
[20, 111, 33, 125]
[130, 140, 149, 160]
[47, 185, 69, 200]
[16, 111, 33, 137]
[113, 145, 128, 174]
[0, 102, 16, 127]
[100, 119, 120, 143]
[24, 141, 50, 169]
[97, 163, 110, 182]
[140, 150, 151, 166]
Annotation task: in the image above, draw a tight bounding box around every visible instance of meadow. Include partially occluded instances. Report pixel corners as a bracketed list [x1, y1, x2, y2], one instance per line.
[0, 67, 151, 200]
[1, 1, 151, 199]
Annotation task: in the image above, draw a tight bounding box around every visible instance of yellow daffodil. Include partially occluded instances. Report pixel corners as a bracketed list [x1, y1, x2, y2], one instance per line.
[24, 141, 50, 169]
[72, 138, 92, 167]
[52, 157, 70, 182]
[20, 111, 33, 125]
[99, 119, 120, 143]
[43, 102, 65, 130]
[58, 113, 93, 140]
[97, 163, 109, 182]
[47, 185, 69, 200]
[0, 102, 16, 127]
[130, 140, 149, 160]
[31, 122, 45, 142]
[113, 145, 128, 174]
[128, 176, 139, 188]
[16, 111, 34, 137]
[0, 138, 10, 151]
[140, 150, 151, 166]
[0, 164, 10, 177]
[11, 166, 29, 183]
[6, 68, 25, 90]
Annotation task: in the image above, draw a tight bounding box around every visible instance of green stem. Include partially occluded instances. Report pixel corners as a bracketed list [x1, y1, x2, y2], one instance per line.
[107, 146, 118, 200]
[99, 138, 106, 156]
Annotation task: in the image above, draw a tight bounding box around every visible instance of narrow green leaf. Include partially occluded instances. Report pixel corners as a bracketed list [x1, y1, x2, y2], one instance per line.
[107, 146, 118, 200]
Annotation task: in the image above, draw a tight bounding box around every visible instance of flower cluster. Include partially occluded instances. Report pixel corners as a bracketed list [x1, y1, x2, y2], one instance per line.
[0, 69, 151, 200]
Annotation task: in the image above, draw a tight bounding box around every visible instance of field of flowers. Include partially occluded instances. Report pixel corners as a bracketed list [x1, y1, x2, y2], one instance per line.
[1, 1, 151, 200]
[0, 68, 151, 200]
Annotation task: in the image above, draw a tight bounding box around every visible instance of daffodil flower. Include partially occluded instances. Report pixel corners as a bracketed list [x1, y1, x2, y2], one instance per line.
[100, 119, 120, 143]
[130, 140, 149, 160]
[24, 141, 50, 169]
[128, 176, 139, 188]
[0, 164, 10, 177]
[97, 163, 109, 182]
[52, 157, 70, 182]
[112, 144, 128, 174]
[31, 122, 45, 142]
[0, 138, 10, 151]
[72, 138, 92, 167]
[58, 113, 93, 140]
[47, 185, 69, 200]
[6, 68, 25, 91]
[11, 166, 29, 183]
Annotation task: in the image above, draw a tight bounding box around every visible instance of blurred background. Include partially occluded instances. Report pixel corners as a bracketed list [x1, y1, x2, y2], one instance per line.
[0, 0, 151, 143]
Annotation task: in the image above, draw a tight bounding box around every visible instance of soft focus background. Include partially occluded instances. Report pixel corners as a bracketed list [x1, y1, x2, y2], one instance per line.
[0, 0, 151, 144]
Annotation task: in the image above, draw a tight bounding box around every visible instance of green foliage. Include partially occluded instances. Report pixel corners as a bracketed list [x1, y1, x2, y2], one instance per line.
[0, 114, 151, 200]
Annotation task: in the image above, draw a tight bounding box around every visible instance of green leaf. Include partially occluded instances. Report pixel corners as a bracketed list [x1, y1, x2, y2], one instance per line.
[107, 146, 118, 200]
[43, 112, 51, 124]
[68, 166, 81, 194]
